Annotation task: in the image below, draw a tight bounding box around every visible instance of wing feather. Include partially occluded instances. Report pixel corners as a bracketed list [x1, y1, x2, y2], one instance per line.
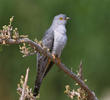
[37, 29, 54, 77]
[33, 29, 54, 96]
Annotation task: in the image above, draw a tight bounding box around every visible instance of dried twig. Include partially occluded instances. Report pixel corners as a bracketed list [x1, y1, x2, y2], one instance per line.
[0, 17, 98, 100]
[17, 68, 37, 100]
[64, 61, 87, 100]
[78, 60, 83, 80]
[20, 68, 29, 100]
[0, 38, 98, 100]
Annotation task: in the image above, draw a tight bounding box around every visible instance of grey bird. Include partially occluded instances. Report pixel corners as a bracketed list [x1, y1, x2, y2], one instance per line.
[33, 14, 69, 96]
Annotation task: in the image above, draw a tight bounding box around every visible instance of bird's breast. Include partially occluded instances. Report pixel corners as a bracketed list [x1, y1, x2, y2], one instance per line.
[54, 30, 67, 47]
[54, 25, 67, 44]
[52, 25, 67, 57]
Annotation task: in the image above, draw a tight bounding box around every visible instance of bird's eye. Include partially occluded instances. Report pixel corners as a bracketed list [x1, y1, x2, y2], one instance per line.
[59, 17, 63, 20]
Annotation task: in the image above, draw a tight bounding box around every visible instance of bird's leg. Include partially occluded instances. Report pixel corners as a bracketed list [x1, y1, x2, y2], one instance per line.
[52, 54, 56, 62]
[56, 57, 61, 64]
[43, 55, 55, 75]
[52, 54, 61, 64]
[47, 59, 51, 67]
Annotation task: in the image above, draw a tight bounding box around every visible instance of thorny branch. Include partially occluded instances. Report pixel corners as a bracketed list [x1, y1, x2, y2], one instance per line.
[0, 17, 98, 100]
[64, 61, 87, 100]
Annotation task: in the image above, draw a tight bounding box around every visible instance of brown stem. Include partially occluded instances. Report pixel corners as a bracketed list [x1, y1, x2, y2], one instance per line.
[0, 38, 98, 100]
[20, 68, 29, 100]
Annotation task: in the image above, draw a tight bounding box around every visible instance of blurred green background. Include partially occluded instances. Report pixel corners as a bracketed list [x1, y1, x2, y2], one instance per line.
[0, 0, 110, 100]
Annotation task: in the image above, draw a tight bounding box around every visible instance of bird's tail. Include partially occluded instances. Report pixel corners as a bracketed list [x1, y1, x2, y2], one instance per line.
[33, 58, 54, 96]
[33, 76, 42, 96]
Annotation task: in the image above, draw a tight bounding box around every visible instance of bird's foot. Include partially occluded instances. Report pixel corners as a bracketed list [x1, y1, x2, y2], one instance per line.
[52, 54, 61, 64]
[52, 54, 56, 62]
[48, 58, 51, 63]
[56, 57, 61, 64]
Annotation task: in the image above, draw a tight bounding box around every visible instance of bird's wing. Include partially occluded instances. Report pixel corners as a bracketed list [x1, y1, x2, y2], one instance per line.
[37, 29, 54, 78]
[33, 29, 54, 96]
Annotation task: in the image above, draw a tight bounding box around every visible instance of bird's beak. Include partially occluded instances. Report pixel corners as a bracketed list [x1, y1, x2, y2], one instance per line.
[66, 17, 70, 20]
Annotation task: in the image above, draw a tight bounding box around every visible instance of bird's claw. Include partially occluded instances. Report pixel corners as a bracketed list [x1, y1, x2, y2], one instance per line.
[56, 57, 61, 64]
[52, 54, 61, 64]
[52, 54, 56, 62]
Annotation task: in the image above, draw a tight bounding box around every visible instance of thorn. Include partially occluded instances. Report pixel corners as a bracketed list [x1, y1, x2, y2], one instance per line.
[78, 60, 83, 80]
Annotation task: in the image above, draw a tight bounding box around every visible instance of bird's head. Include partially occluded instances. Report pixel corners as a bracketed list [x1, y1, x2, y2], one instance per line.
[52, 14, 70, 25]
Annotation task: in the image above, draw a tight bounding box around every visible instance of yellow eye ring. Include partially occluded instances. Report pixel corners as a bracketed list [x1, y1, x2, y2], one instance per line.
[59, 17, 63, 20]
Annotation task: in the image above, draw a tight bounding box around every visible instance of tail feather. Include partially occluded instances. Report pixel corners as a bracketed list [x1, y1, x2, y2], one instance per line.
[43, 62, 54, 78]
[33, 55, 54, 96]
[33, 76, 42, 96]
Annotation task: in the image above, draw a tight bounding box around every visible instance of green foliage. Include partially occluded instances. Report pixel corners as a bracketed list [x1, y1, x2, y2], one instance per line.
[0, 0, 110, 100]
